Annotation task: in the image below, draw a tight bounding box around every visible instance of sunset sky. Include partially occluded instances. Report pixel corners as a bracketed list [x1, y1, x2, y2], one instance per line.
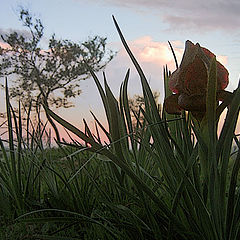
[1, 0, 240, 136]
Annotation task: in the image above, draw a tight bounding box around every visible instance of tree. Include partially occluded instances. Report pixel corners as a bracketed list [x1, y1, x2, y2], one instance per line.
[128, 91, 161, 127]
[0, 8, 115, 141]
[0, 9, 115, 109]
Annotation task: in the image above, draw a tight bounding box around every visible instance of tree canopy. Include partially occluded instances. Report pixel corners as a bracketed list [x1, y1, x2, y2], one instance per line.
[0, 9, 115, 109]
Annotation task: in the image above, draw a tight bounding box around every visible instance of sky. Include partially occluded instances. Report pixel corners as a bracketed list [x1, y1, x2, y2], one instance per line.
[0, 0, 240, 137]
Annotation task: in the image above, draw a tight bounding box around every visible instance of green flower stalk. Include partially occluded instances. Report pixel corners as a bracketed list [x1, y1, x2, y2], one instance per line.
[164, 40, 233, 198]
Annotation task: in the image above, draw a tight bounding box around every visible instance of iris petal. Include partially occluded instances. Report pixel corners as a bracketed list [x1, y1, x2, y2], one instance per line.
[164, 40, 229, 121]
[164, 94, 182, 115]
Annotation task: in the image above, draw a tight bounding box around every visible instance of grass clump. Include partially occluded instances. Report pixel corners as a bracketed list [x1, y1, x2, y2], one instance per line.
[1, 18, 240, 240]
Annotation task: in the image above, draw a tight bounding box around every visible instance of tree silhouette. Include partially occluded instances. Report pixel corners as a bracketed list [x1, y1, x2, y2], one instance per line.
[0, 9, 114, 109]
[0, 8, 115, 141]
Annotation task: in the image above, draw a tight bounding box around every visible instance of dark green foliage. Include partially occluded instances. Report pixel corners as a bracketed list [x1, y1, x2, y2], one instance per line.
[1, 17, 240, 240]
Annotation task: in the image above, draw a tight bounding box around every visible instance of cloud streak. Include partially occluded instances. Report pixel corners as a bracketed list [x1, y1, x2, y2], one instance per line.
[84, 0, 240, 32]
[0, 28, 32, 42]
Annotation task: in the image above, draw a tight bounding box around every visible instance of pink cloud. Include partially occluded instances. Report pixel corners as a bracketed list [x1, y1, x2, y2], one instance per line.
[106, 37, 230, 104]
[116, 36, 228, 69]
[104, 36, 184, 104]
[0, 42, 11, 49]
[216, 55, 228, 66]
[115, 36, 183, 70]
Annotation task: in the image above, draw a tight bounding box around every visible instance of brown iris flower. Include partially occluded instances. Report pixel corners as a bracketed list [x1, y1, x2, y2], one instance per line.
[164, 40, 230, 121]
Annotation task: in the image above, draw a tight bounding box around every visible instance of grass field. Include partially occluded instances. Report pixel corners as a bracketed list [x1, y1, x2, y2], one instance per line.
[1, 21, 240, 240]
